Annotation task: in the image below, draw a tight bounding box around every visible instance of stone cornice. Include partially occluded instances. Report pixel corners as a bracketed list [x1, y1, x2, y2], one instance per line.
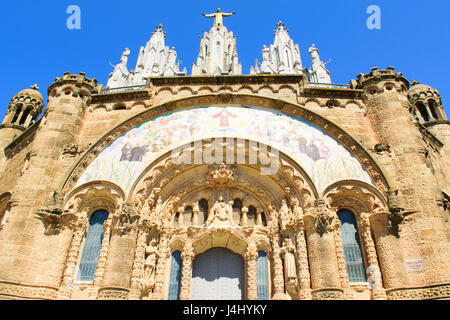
[303, 86, 364, 100]
[91, 90, 151, 104]
[3, 119, 41, 158]
[147, 74, 305, 86]
[423, 119, 450, 128]
[416, 122, 444, 149]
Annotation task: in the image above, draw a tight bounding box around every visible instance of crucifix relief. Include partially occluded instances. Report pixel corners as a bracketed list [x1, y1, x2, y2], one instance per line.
[202, 8, 236, 27]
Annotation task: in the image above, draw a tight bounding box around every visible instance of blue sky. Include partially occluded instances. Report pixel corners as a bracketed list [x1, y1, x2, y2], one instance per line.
[1, 0, 449, 117]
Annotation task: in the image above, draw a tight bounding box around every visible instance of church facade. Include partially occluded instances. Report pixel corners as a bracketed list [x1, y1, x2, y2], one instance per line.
[0, 11, 449, 300]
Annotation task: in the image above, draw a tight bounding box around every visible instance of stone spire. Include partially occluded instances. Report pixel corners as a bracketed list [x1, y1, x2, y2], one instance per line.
[106, 24, 186, 90]
[250, 22, 303, 75]
[192, 9, 242, 76]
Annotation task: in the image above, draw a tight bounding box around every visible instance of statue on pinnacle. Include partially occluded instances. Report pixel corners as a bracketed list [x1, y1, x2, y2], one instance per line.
[202, 8, 236, 27]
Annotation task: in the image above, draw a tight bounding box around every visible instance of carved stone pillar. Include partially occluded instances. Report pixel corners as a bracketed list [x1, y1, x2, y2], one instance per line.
[333, 221, 353, 299]
[179, 244, 194, 300]
[152, 233, 170, 300]
[244, 243, 258, 300]
[359, 213, 386, 299]
[192, 205, 199, 226]
[271, 234, 290, 300]
[370, 211, 409, 291]
[241, 207, 248, 227]
[256, 210, 263, 226]
[13, 109, 24, 124]
[57, 217, 88, 299]
[177, 207, 185, 226]
[304, 201, 343, 300]
[129, 227, 148, 300]
[295, 221, 312, 300]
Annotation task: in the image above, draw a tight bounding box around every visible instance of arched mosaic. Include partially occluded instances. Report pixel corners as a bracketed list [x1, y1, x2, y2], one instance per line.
[76, 105, 372, 194]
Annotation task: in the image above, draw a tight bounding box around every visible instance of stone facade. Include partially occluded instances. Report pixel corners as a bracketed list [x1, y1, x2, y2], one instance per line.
[0, 12, 449, 301]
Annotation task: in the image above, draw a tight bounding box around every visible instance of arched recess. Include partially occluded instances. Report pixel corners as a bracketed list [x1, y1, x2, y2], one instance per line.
[63, 181, 125, 219]
[323, 180, 388, 215]
[59, 181, 126, 288]
[127, 138, 319, 230]
[323, 180, 389, 294]
[60, 94, 391, 200]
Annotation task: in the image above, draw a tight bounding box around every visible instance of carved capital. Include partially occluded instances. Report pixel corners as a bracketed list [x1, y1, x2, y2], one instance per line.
[311, 200, 338, 236]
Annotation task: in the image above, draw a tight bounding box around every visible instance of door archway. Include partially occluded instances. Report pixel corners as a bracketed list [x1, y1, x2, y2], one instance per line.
[191, 248, 245, 300]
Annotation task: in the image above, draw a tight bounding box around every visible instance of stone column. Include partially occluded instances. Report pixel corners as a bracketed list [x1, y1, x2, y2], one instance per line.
[179, 244, 194, 300]
[129, 227, 148, 300]
[23, 112, 34, 127]
[177, 207, 185, 226]
[57, 217, 88, 299]
[359, 213, 386, 300]
[333, 220, 353, 299]
[370, 212, 409, 292]
[244, 243, 258, 300]
[241, 207, 248, 227]
[152, 233, 170, 300]
[295, 221, 312, 300]
[271, 234, 289, 300]
[304, 202, 343, 300]
[256, 210, 263, 226]
[192, 205, 199, 226]
[13, 109, 24, 125]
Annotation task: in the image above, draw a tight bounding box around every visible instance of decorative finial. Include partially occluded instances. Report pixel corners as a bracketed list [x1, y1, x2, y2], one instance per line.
[274, 21, 288, 34]
[152, 24, 166, 36]
[30, 84, 39, 91]
[411, 80, 420, 86]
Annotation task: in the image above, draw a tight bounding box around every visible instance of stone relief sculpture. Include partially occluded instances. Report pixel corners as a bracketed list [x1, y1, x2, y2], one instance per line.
[205, 196, 236, 227]
[139, 238, 159, 298]
[281, 238, 298, 294]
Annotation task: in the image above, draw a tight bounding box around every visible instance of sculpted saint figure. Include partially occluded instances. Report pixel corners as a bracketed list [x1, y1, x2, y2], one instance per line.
[206, 196, 235, 227]
[144, 239, 158, 280]
[202, 8, 236, 27]
[140, 238, 158, 297]
[281, 238, 297, 285]
[279, 199, 292, 231]
[107, 48, 130, 88]
[291, 197, 304, 220]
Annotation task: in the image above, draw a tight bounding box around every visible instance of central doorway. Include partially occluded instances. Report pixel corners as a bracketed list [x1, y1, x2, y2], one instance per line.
[191, 248, 245, 300]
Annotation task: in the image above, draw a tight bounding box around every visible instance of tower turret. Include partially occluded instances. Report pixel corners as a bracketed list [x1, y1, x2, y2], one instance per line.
[0, 84, 44, 150]
[407, 83, 447, 123]
[354, 67, 450, 289]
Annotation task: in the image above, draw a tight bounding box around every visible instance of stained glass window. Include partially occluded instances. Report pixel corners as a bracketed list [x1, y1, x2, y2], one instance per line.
[256, 251, 269, 300]
[168, 251, 182, 300]
[338, 209, 367, 283]
[77, 210, 109, 282]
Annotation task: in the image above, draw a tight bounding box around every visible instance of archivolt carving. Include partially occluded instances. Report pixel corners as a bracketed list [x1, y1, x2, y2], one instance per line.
[323, 180, 387, 215]
[64, 181, 125, 219]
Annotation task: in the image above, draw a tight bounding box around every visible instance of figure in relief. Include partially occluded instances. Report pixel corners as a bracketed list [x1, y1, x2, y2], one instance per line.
[206, 196, 235, 227]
